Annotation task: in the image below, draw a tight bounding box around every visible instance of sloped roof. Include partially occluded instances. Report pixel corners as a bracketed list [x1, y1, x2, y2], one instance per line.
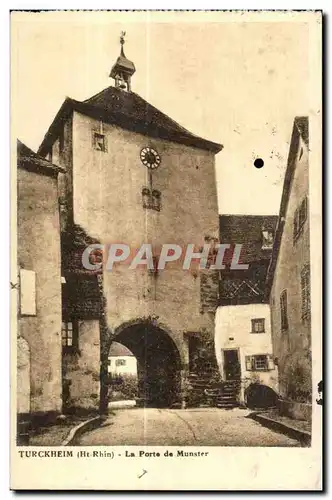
[265, 116, 309, 297]
[220, 214, 278, 264]
[17, 139, 65, 176]
[38, 86, 223, 156]
[109, 341, 134, 357]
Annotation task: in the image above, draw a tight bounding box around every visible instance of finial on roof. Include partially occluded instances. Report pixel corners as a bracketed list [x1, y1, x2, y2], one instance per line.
[110, 31, 135, 92]
[120, 31, 126, 55]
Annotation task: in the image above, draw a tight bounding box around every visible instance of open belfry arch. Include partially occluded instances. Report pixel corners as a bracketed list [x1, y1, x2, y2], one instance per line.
[38, 33, 223, 412]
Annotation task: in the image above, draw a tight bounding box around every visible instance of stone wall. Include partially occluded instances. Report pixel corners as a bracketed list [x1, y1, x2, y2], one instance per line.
[17, 168, 62, 415]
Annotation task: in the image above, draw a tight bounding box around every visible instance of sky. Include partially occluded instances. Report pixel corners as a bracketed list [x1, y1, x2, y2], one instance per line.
[11, 11, 311, 215]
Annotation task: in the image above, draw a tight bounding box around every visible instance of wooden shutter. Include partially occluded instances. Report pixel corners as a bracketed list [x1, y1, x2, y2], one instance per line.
[245, 355, 253, 371]
[301, 264, 311, 320]
[280, 290, 288, 331]
[267, 354, 275, 370]
[293, 208, 299, 241]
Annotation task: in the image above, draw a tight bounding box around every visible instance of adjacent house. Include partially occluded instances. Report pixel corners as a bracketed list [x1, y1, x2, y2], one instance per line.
[108, 342, 137, 377]
[17, 140, 64, 442]
[215, 215, 278, 407]
[266, 117, 311, 421]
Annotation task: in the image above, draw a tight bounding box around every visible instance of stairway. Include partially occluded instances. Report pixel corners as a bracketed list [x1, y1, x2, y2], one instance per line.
[216, 380, 241, 409]
[187, 372, 218, 407]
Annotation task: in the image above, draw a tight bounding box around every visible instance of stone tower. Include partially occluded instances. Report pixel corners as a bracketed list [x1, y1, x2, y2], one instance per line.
[38, 34, 223, 412]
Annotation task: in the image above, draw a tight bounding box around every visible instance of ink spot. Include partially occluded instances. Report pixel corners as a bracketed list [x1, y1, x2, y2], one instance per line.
[254, 158, 264, 169]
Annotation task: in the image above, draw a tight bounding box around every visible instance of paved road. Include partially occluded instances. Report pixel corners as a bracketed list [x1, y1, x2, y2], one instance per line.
[78, 408, 300, 447]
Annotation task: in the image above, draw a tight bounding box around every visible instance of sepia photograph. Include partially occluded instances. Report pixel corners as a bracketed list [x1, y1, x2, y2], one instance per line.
[11, 10, 322, 490]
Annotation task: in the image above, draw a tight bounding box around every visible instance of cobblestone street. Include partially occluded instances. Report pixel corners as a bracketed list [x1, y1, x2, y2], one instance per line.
[77, 408, 300, 447]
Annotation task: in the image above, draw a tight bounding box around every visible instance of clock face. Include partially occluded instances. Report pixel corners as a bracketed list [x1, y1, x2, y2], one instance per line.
[140, 147, 161, 170]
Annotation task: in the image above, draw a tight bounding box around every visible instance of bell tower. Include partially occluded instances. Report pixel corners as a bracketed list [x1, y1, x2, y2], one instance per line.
[109, 31, 136, 91]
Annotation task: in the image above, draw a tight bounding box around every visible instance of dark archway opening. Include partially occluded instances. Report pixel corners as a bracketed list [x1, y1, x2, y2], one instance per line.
[112, 322, 181, 408]
[245, 383, 279, 409]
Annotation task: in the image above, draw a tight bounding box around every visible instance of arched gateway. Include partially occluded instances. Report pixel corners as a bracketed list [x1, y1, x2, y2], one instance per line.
[112, 321, 182, 408]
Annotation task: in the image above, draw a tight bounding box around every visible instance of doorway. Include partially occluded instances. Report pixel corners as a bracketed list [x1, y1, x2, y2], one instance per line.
[223, 349, 241, 381]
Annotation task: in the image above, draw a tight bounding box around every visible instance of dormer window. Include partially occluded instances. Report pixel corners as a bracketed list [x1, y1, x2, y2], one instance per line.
[93, 132, 107, 152]
[262, 230, 274, 249]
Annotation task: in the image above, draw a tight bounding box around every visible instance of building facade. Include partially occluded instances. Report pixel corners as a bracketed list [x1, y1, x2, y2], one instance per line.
[266, 117, 311, 418]
[108, 342, 137, 377]
[215, 215, 278, 406]
[17, 140, 64, 436]
[37, 38, 223, 411]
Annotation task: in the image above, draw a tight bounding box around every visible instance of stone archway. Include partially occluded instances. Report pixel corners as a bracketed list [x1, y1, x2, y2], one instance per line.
[111, 321, 182, 408]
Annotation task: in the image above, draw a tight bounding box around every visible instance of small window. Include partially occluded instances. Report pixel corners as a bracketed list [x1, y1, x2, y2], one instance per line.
[262, 230, 274, 249]
[293, 196, 308, 242]
[115, 358, 126, 367]
[142, 187, 151, 209]
[142, 187, 162, 211]
[301, 264, 311, 321]
[280, 290, 288, 331]
[152, 190, 161, 211]
[62, 321, 78, 349]
[253, 355, 268, 371]
[251, 318, 265, 333]
[93, 132, 107, 152]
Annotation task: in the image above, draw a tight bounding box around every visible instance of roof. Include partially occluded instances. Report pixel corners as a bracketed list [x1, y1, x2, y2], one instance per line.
[109, 341, 134, 358]
[38, 86, 223, 156]
[220, 214, 278, 264]
[265, 116, 309, 297]
[17, 139, 65, 176]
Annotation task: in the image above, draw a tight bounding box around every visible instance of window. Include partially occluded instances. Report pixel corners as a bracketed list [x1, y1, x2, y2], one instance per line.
[115, 358, 126, 367]
[280, 290, 288, 331]
[62, 321, 78, 349]
[93, 132, 107, 152]
[142, 187, 161, 211]
[251, 318, 265, 333]
[152, 190, 161, 211]
[245, 354, 274, 372]
[262, 230, 274, 249]
[301, 264, 311, 321]
[142, 187, 151, 209]
[293, 196, 308, 242]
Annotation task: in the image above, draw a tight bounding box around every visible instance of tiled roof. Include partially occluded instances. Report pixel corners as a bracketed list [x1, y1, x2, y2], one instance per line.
[38, 86, 223, 155]
[109, 341, 134, 357]
[17, 139, 65, 176]
[220, 214, 278, 264]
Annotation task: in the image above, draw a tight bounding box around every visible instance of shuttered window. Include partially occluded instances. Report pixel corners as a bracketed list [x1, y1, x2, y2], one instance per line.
[245, 354, 274, 372]
[301, 264, 311, 321]
[280, 290, 288, 331]
[293, 196, 308, 242]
